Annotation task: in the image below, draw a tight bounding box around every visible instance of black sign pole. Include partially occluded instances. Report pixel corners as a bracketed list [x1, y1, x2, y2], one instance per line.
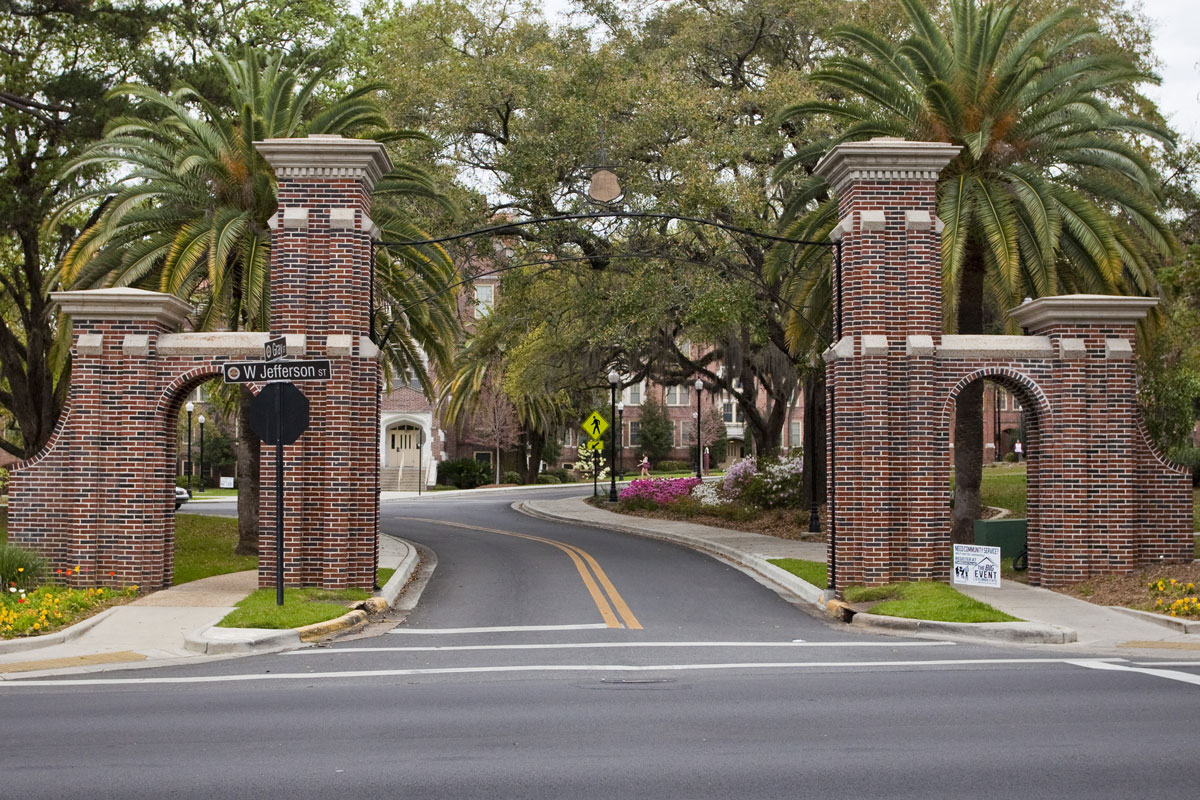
[417, 437, 422, 497]
[275, 383, 285, 607]
[593, 448, 598, 498]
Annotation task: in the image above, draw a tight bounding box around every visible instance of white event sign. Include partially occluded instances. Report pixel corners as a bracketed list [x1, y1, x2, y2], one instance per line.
[219, 476, 235, 489]
[952, 544, 1002, 588]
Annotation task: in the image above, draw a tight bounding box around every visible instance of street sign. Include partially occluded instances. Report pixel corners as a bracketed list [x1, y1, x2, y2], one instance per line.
[952, 544, 1002, 588]
[586, 439, 604, 451]
[264, 336, 287, 361]
[249, 382, 310, 445]
[222, 359, 332, 384]
[582, 411, 608, 440]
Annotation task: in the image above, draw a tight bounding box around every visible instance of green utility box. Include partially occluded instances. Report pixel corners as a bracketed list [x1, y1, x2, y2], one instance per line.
[973, 518, 1028, 559]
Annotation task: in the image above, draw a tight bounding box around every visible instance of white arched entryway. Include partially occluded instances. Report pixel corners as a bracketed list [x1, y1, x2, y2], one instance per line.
[380, 413, 435, 490]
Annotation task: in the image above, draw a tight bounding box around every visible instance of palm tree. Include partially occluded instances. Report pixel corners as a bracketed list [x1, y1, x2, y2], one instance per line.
[771, 0, 1176, 542]
[54, 49, 458, 554]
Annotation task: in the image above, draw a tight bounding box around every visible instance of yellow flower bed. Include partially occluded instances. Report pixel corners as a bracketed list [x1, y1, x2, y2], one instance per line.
[1148, 578, 1200, 618]
[2, 583, 138, 638]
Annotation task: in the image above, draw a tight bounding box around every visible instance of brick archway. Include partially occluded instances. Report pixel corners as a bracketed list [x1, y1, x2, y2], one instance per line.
[9, 135, 387, 592]
[818, 137, 1192, 592]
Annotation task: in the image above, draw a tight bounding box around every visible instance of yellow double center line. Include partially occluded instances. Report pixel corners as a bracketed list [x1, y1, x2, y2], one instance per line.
[396, 517, 642, 630]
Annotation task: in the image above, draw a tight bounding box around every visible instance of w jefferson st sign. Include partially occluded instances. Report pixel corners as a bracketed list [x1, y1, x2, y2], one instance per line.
[222, 359, 333, 384]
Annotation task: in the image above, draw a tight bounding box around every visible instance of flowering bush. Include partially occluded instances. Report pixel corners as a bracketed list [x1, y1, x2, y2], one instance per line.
[691, 481, 724, 507]
[0, 543, 46, 590]
[574, 443, 611, 481]
[619, 477, 701, 507]
[720, 457, 757, 496]
[744, 454, 806, 509]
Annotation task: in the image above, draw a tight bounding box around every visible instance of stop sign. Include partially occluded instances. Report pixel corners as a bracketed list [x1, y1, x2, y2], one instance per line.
[249, 382, 310, 445]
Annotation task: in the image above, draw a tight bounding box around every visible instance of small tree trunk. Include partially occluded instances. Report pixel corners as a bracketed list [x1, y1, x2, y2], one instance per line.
[234, 386, 260, 556]
[524, 428, 544, 484]
[951, 242, 987, 545]
[494, 445, 501, 484]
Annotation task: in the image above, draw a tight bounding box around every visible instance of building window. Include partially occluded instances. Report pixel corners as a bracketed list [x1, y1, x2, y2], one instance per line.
[789, 421, 801, 448]
[624, 381, 644, 406]
[629, 421, 641, 446]
[721, 393, 745, 424]
[666, 385, 690, 406]
[474, 284, 494, 318]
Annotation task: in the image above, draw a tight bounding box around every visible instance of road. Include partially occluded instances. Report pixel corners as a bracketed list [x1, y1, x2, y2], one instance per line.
[2, 487, 1199, 798]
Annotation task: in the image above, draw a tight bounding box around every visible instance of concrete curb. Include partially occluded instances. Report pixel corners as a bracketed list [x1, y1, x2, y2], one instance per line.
[518, 500, 826, 606]
[850, 612, 1077, 643]
[183, 536, 422, 655]
[0, 607, 119, 655]
[1108, 606, 1200, 634]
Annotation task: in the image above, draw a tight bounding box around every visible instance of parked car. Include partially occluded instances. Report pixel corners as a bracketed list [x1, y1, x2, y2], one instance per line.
[175, 486, 190, 510]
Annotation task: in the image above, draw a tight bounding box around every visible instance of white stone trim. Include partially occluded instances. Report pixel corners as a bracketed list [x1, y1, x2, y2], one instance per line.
[829, 215, 851, 242]
[363, 215, 381, 241]
[282, 207, 309, 230]
[255, 135, 393, 190]
[328, 207, 357, 230]
[52, 287, 192, 328]
[1007, 294, 1158, 330]
[284, 333, 307, 356]
[326, 334, 355, 356]
[813, 138, 962, 196]
[906, 334, 935, 356]
[268, 212, 280, 231]
[76, 333, 103, 355]
[936, 335, 1055, 360]
[934, 215, 945, 234]
[122, 334, 150, 356]
[157, 332, 271, 356]
[824, 335, 855, 362]
[859, 210, 886, 232]
[860, 334, 888, 356]
[1105, 338, 1134, 360]
[359, 335, 381, 361]
[1057, 338, 1087, 360]
[905, 210, 933, 231]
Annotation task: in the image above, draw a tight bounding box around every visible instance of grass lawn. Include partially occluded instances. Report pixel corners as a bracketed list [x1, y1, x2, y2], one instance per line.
[977, 463, 1028, 516]
[377, 567, 395, 587]
[768, 558, 828, 589]
[173, 513, 257, 585]
[217, 585, 371, 629]
[188, 488, 238, 497]
[843, 581, 1020, 623]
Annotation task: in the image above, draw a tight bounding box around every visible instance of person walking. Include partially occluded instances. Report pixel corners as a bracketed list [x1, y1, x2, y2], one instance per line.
[639, 455, 650, 477]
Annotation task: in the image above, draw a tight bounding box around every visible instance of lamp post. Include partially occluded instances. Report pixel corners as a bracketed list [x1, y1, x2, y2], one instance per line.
[197, 414, 205, 493]
[608, 369, 619, 502]
[184, 401, 194, 497]
[694, 378, 704, 480]
[617, 401, 624, 480]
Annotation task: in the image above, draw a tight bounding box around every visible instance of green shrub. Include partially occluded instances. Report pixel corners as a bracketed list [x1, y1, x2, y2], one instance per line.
[0, 542, 47, 589]
[536, 474, 561, 484]
[1003, 452, 1018, 463]
[1170, 446, 1200, 488]
[439, 458, 491, 489]
[0, 466, 8, 494]
[546, 468, 570, 483]
[501, 470, 523, 485]
[654, 460, 692, 473]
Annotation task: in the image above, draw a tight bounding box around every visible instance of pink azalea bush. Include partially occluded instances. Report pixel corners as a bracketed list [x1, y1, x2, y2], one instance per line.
[619, 477, 702, 506]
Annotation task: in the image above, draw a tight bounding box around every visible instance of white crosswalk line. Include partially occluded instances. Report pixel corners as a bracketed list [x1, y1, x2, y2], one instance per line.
[287, 641, 958, 654]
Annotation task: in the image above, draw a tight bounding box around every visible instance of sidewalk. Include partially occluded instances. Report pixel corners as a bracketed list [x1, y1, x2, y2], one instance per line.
[0, 534, 419, 680]
[521, 495, 1200, 657]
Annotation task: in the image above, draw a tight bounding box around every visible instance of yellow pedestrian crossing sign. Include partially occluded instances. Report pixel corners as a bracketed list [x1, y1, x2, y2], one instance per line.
[582, 411, 608, 440]
[586, 439, 604, 451]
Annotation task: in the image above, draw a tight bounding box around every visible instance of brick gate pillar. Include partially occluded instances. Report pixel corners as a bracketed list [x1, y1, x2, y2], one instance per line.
[1008, 295, 1161, 585]
[815, 138, 961, 590]
[19, 288, 193, 589]
[255, 135, 385, 590]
